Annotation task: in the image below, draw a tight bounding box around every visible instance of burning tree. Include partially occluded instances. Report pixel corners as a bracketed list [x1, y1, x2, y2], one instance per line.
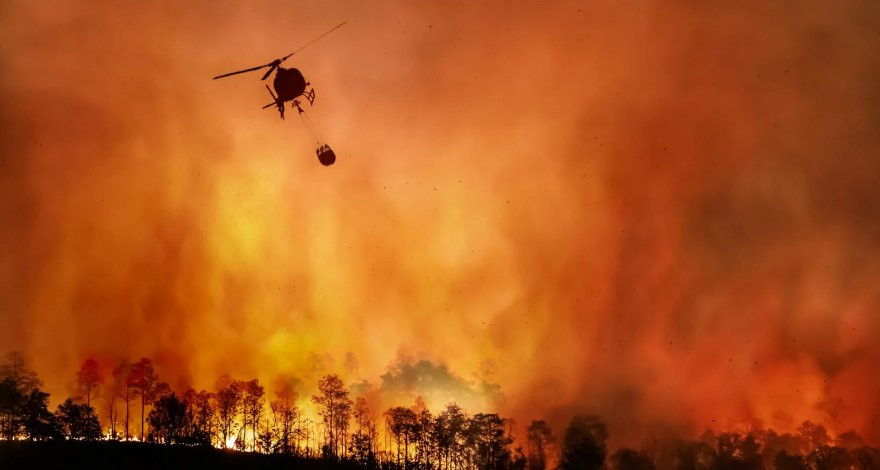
[126, 357, 157, 441]
[0, 351, 49, 440]
[111, 359, 132, 440]
[19, 387, 61, 440]
[0, 352, 41, 392]
[558, 415, 607, 470]
[435, 403, 469, 470]
[215, 374, 242, 448]
[312, 374, 352, 458]
[270, 378, 300, 455]
[350, 397, 378, 465]
[240, 379, 265, 452]
[74, 358, 103, 408]
[526, 420, 554, 470]
[146, 392, 187, 444]
[385, 406, 418, 469]
[468, 413, 513, 470]
[55, 398, 101, 440]
[183, 388, 215, 445]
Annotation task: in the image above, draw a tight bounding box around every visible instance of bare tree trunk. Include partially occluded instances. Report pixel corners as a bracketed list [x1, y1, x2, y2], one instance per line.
[125, 387, 130, 441]
[140, 391, 145, 440]
[111, 399, 117, 437]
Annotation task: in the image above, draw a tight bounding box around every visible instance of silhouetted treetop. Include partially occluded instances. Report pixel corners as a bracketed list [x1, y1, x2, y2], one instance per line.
[75, 358, 103, 408]
[56, 398, 101, 440]
[558, 415, 607, 470]
[0, 351, 42, 392]
[2, 350, 880, 470]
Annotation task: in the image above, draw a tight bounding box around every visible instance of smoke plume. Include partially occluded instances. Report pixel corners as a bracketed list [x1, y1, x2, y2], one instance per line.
[2, 0, 879, 448]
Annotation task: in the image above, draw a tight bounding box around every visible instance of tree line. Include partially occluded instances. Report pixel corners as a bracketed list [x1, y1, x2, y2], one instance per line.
[1, 351, 878, 470]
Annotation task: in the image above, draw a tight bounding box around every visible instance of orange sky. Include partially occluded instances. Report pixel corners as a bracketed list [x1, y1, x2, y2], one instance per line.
[1, 0, 880, 448]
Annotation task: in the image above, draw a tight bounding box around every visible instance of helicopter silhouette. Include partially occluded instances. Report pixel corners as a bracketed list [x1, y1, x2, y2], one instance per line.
[212, 22, 346, 165]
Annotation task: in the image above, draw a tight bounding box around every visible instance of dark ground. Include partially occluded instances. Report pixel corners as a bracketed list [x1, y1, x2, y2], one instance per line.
[0, 441, 358, 470]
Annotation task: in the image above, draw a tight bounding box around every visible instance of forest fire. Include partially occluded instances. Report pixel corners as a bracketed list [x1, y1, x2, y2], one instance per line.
[2, 1, 880, 469]
[1, 351, 880, 469]
[0, 351, 879, 468]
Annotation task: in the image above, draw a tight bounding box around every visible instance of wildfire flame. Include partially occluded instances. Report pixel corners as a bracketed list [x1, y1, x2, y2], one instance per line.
[1, 0, 879, 450]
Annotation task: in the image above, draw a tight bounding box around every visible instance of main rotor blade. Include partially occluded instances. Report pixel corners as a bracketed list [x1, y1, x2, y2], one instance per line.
[213, 21, 346, 80]
[260, 62, 279, 81]
[213, 62, 272, 80]
[280, 21, 347, 62]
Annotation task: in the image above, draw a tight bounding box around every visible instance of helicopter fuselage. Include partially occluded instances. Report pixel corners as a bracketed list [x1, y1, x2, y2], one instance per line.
[273, 67, 307, 102]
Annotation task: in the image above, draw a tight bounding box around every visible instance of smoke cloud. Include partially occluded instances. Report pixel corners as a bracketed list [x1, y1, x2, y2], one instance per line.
[2, 0, 879, 448]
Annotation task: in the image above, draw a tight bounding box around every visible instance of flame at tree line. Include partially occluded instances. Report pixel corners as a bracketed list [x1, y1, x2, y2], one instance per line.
[1, 351, 879, 470]
[2, 0, 880, 465]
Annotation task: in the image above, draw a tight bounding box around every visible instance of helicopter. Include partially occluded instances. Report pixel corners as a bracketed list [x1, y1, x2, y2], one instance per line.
[212, 22, 346, 165]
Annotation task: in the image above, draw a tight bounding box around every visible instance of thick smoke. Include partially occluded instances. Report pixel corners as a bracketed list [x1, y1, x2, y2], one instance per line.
[1, 0, 879, 448]
[379, 356, 503, 412]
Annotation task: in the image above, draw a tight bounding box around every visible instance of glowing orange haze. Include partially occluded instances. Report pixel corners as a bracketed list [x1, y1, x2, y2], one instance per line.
[1, 1, 879, 448]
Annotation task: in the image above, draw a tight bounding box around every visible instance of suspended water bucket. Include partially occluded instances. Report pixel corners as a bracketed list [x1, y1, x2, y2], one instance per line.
[316, 144, 336, 166]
